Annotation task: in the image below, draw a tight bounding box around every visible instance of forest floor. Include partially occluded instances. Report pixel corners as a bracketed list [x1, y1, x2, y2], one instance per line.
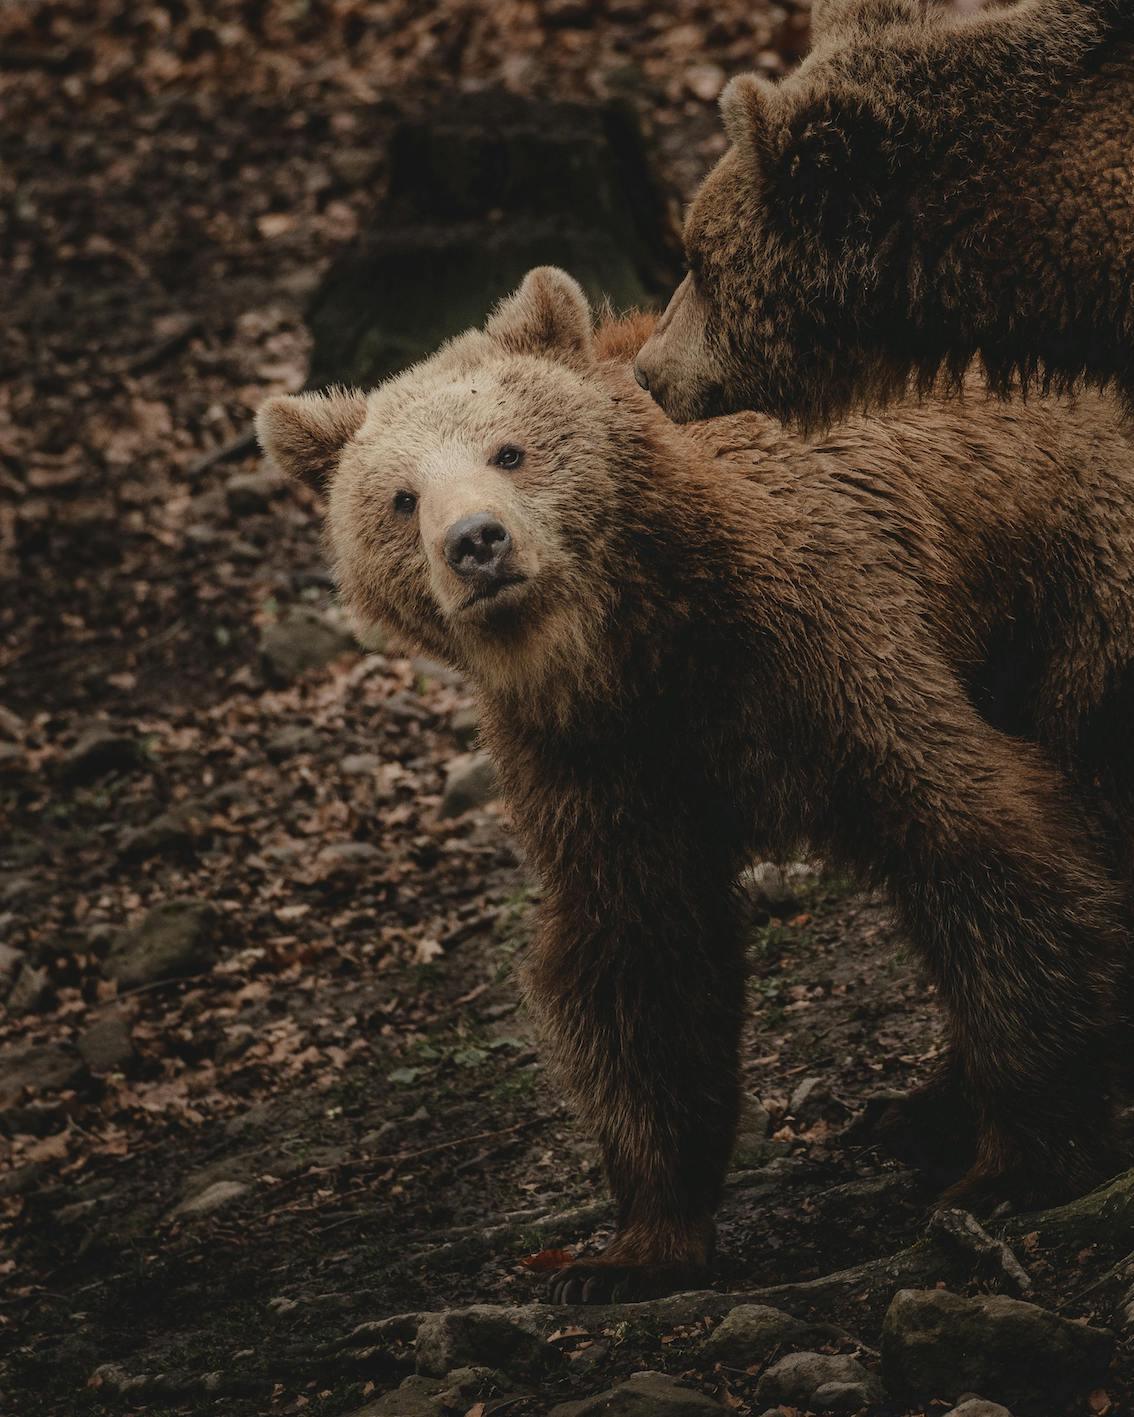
[2, 2, 1132, 1415]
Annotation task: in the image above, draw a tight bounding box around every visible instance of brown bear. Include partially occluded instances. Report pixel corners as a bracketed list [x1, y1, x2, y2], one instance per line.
[634, 0, 1134, 429]
[258, 268, 1134, 1303]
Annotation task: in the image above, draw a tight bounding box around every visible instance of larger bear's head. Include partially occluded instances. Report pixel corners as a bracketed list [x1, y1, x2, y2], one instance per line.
[257, 269, 635, 704]
[632, 0, 1083, 428]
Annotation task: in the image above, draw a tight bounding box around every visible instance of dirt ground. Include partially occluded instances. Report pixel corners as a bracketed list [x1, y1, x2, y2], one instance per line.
[2, 2, 1132, 1415]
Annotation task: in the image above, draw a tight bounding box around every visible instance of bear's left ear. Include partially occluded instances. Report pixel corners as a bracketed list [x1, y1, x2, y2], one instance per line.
[768, 86, 897, 238]
[719, 73, 778, 164]
[486, 267, 594, 368]
[256, 388, 368, 492]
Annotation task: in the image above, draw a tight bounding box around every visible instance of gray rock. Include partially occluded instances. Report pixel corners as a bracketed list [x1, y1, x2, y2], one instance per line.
[450, 705, 480, 749]
[118, 812, 193, 861]
[741, 860, 819, 914]
[77, 1014, 134, 1074]
[732, 1097, 778, 1168]
[316, 841, 381, 873]
[411, 656, 462, 687]
[260, 606, 356, 683]
[265, 724, 322, 761]
[438, 752, 498, 819]
[341, 752, 383, 777]
[61, 728, 144, 785]
[330, 147, 383, 188]
[225, 468, 284, 516]
[700, 1304, 840, 1368]
[7, 962, 52, 1014]
[414, 1309, 558, 1379]
[0, 1043, 84, 1109]
[174, 1179, 250, 1217]
[756, 1352, 882, 1411]
[881, 1288, 1112, 1411]
[812, 1380, 880, 1412]
[105, 900, 219, 988]
[549, 1370, 724, 1415]
[945, 1400, 1015, 1417]
[346, 1367, 497, 1417]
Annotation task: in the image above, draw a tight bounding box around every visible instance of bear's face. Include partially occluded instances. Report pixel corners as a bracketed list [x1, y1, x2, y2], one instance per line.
[257, 269, 623, 702]
[635, 70, 905, 429]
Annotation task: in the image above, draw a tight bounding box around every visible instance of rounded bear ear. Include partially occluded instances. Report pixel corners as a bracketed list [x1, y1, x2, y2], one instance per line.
[256, 387, 368, 492]
[486, 267, 594, 368]
[719, 73, 778, 163]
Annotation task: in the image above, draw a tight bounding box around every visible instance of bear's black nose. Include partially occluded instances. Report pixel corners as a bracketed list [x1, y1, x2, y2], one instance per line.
[633, 361, 650, 391]
[443, 514, 513, 581]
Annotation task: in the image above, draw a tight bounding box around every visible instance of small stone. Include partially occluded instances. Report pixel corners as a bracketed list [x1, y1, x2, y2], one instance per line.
[945, 1400, 1015, 1417]
[685, 63, 727, 101]
[411, 656, 462, 687]
[174, 1179, 250, 1217]
[105, 899, 219, 988]
[7, 962, 52, 1014]
[118, 812, 193, 861]
[330, 147, 382, 187]
[341, 752, 383, 777]
[438, 752, 498, 818]
[701, 1305, 841, 1368]
[316, 841, 382, 872]
[450, 705, 480, 749]
[77, 1014, 134, 1074]
[0, 1044, 84, 1109]
[549, 1370, 724, 1415]
[756, 1353, 881, 1411]
[225, 468, 284, 516]
[260, 605, 357, 684]
[414, 1310, 559, 1379]
[265, 724, 322, 761]
[61, 728, 144, 786]
[881, 1289, 1112, 1410]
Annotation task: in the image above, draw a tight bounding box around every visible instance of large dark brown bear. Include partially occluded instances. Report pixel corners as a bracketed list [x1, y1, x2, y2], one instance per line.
[634, 0, 1134, 429]
[258, 268, 1134, 1303]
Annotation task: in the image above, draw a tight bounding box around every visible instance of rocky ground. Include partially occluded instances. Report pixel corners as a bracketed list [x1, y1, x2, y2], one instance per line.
[3, 1, 1134, 1414]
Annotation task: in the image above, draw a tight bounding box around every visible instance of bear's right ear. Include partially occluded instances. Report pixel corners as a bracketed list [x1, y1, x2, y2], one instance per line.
[719, 74, 778, 164]
[486, 267, 594, 368]
[256, 388, 367, 492]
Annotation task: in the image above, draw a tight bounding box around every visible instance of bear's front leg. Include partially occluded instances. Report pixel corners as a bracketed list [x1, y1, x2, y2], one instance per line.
[524, 886, 747, 1304]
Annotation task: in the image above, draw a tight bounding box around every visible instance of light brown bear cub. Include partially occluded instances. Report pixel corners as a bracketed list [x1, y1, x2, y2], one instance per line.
[635, 0, 1134, 428]
[259, 268, 1134, 1303]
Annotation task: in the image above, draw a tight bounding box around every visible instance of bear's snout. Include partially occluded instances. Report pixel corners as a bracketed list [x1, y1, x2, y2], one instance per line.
[443, 513, 514, 587]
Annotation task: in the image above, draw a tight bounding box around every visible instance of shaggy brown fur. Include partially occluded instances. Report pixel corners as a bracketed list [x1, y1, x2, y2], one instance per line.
[258, 269, 1134, 1303]
[634, 0, 1134, 429]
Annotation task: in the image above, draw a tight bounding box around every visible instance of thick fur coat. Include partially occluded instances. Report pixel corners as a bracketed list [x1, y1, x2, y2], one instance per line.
[259, 269, 1134, 1301]
[635, 0, 1134, 428]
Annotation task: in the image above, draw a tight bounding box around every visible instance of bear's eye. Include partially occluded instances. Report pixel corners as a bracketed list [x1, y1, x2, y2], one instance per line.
[491, 444, 525, 471]
[393, 490, 417, 517]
